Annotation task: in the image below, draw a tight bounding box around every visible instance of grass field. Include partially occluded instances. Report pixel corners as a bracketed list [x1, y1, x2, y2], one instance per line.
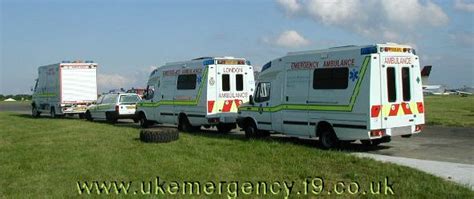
[0, 112, 472, 198]
[424, 95, 474, 127]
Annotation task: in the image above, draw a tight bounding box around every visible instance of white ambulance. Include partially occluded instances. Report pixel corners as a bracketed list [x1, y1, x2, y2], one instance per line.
[136, 57, 255, 133]
[237, 44, 425, 148]
[31, 61, 98, 118]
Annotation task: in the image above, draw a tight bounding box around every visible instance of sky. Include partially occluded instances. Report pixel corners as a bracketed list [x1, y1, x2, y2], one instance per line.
[1, 0, 473, 94]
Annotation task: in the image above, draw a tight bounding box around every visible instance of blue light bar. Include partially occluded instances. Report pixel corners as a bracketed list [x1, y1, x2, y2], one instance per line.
[360, 46, 377, 55]
[246, 60, 251, 65]
[203, 59, 214, 65]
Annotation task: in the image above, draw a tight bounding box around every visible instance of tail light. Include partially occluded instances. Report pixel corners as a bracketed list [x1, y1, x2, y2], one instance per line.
[415, 125, 423, 132]
[417, 102, 424, 113]
[115, 105, 119, 112]
[370, 129, 385, 137]
[371, 105, 382, 118]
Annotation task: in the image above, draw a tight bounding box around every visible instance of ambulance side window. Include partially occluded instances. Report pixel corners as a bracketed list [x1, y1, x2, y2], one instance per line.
[313, 68, 348, 89]
[177, 74, 197, 90]
[96, 95, 104, 104]
[222, 74, 230, 91]
[255, 82, 270, 102]
[144, 85, 155, 100]
[387, 67, 397, 102]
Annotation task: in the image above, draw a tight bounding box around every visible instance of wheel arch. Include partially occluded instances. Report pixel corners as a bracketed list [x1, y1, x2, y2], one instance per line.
[315, 121, 335, 138]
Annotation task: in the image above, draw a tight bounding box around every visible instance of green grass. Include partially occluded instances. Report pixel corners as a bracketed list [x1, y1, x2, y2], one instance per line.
[424, 95, 474, 127]
[0, 112, 472, 198]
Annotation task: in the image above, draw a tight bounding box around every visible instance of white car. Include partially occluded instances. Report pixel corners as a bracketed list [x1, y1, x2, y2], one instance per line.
[85, 93, 141, 123]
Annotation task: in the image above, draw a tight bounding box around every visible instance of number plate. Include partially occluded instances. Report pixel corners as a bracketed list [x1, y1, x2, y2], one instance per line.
[126, 105, 136, 110]
[391, 126, 411, 136]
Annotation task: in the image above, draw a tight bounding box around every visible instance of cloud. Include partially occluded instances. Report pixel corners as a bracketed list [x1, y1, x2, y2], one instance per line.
[263, 30, 310, 48]
[276, 0, 449, 41]
[454, 0, 474, 12]
[97, 73, 130, 91]
[449, 31, 474, 47]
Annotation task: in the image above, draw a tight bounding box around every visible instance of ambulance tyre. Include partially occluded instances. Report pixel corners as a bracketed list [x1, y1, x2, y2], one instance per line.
[217, 124, 233, 133]
[178, 114, 199, 132]
[85, 111, 93, 121]
[244, 122, 258, 138]
[361, 139, 381, 147]
[78, 113, 85, 119]
[32, 105, 41, 118]
[319, 129, 340, 149]
[139, 128, 179, 143]
[138, 112, 151, 128]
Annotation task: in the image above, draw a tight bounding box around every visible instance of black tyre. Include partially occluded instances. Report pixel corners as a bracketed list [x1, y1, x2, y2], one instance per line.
[361, 139, 381, 147]
[133, 118, 139, 123]
[85, 111, 93, 121]
[78, 113, 85, 119]
[319, 129, 339, 149]
[32, 106, 41, 118]
[50, 107, 57, 118]
[178, 115, 198, 132]
[216, 124, 233, 133]
[106, 112, 117, 124]
[244, 122, 257, 138]
[139, 112, 151, 128]
[139, 128, 179, 143]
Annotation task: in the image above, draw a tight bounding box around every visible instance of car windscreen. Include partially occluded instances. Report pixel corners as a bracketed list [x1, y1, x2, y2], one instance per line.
[119, 95, 141, 104]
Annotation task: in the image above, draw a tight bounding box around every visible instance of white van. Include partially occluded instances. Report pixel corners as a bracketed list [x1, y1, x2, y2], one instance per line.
[85, 93, 141, 123]
[237, 44, 425, 148]
[136, 57, 255, 133]
[31, 61, 98, 118]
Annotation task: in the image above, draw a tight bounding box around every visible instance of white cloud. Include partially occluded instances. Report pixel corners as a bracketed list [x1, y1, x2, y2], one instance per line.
[449, 31, 474, 47]
[276, 0, 449, 41]
[454, 0, 474, 12]
[97, 73, 130, 91]
[265, 30, 310, 48]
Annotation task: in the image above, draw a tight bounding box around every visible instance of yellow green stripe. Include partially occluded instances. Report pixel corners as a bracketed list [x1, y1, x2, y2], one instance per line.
[240, 56, 370, 113]
[137, 67, 208, 108]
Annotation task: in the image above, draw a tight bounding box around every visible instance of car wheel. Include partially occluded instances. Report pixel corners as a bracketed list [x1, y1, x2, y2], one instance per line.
[106, 112, 117, 124]
[319, 129, 339, 149]
[139, 128, 179, 143]
[85, 111, 93, 121]
[32, 106, 41, 118]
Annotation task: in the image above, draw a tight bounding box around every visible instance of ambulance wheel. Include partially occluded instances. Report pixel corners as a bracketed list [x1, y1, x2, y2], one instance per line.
[217, 124, 233, 133]
[78, 113, 85, 119]
[244, 122, 257, 138]
[32, 106, 41, 118]
[139, 128, 179, 143]
[139, 113, 151, 128]
[106, 112, 117, 124]
[133, 118, 139, 123]
[361, 139, 381, 147]
[319, 130, 339, 149]
[178, 115, 198, 132]
[85, 111, 93, 121]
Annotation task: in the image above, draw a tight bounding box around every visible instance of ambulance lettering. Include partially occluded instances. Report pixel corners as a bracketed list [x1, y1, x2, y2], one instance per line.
[384, 57, 411, 65]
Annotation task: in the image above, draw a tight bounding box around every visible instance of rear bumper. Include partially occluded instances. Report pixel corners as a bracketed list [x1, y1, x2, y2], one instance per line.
[206, 113, 238, 124]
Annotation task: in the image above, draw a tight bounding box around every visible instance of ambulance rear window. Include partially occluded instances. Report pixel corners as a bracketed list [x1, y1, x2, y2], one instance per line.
[387, 67, 397, 102]
[236, 74, 243, 91]
[402, 67, 411, 101]
[313, 68, 348, 89]
[177, 74, 197, 90]
[222, 74, 230, 91]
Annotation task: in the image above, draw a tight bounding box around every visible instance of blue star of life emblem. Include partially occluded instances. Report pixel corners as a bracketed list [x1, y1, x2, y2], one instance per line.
[349, 68, 359, 82]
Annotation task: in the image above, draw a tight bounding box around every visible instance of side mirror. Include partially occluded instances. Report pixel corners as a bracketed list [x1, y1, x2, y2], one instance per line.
[249, 95, 254, 105]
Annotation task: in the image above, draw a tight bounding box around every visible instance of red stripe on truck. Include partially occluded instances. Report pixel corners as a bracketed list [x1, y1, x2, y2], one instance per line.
[401, 102, 412, 115]
[370, 105, 381, 118]
[222, 100, 233, 112]
[234, 99, 242, 107]
[388, 104, 400, 116]
[207, 101, 215, 113]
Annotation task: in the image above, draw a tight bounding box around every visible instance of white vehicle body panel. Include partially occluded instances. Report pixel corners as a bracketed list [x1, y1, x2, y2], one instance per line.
[137, 57, 255, 128]
[32, 62, 98, 115]
[87, 93, 140, 120]
[238, 44, 425, 141]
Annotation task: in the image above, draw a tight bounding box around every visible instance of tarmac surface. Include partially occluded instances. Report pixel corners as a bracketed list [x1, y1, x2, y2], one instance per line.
[1, 101, 473, 189]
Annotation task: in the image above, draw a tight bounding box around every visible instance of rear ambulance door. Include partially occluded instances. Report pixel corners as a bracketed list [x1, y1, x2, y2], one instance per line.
[380, 54, 417, 132]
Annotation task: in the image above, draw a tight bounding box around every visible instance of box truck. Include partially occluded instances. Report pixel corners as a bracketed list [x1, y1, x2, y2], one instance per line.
[31, 60, 98, 118]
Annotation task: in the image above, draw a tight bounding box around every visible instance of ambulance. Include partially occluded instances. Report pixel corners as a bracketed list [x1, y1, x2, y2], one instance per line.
[31, 61, 98, 118]
[136, 57, 255, 133]
[237, 43, 425, 148]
